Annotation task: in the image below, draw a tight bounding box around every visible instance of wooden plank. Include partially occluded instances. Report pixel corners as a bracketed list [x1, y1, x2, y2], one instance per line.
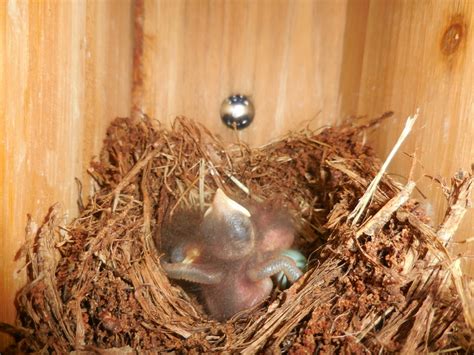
[357, 0, 473, 270]
[0, 0, 133, 346]
[339, 0, 370, 118]
[139, 0, 350, 146]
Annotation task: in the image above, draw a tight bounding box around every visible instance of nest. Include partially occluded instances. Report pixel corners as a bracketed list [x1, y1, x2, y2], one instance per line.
[1, 114, 473, 353]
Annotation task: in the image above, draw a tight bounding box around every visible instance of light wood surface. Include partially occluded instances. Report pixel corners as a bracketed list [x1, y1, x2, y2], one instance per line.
[356, 0, 473, 270]
[139, 0, 472, 258]
[1, 0, 473, 349]
[139, 0, 350, 145]
[0, 0, 133, 345]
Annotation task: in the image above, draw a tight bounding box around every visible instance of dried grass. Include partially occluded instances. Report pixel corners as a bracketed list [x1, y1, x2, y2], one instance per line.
[1, 114, 473, 354]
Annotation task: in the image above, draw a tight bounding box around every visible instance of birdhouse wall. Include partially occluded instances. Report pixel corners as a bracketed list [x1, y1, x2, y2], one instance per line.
[356, 0, 473, 269]
[1, 0, 473, 348]
[137, 0, 473, 269]
[0, 0, 134, 346]
[136, 0, 353, 145]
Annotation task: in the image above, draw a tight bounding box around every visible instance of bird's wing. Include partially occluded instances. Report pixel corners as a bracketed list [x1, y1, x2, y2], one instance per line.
[161, 261, 224, 285]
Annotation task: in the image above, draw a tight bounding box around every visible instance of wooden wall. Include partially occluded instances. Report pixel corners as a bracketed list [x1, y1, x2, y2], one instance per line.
[1, 0, 473, 348]
[356, 0, 473, 267]
[138, 0, 472, 256]
[138, 0, 351, 145]
[0, 0, 133, 346]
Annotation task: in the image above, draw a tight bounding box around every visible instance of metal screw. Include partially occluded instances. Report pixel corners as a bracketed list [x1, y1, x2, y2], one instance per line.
[220, 94, 255, 130]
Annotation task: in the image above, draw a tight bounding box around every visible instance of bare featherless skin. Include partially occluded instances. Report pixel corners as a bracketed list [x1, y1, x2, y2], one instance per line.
[158, 189, 303, 320]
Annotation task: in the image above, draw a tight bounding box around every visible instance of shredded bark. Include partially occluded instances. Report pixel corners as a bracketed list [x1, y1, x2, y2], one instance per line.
[1, 114, 472, 354]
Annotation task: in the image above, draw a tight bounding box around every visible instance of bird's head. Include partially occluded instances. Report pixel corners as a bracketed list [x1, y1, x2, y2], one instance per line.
[201, 188, 255, 261]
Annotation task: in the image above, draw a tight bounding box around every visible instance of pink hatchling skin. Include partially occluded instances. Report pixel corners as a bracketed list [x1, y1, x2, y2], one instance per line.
[158, 189, 302, 321]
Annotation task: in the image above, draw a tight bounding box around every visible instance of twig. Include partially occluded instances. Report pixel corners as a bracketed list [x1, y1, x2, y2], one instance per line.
[141, 162, 152, 236]
[112, 146, 160, 212]
[227, 174, 250, 195]
[349, 111, 418, 225]
[357, 306, 395, 342]
[169, 175, 201, 217]
[356, 181, 416, 237]
[437, 171, 473, 245]
[450, 259, 474, 329]
[428, 346, 463, 354]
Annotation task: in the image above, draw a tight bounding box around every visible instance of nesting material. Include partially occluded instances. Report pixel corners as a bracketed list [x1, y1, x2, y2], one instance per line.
[2, 115, 473, 353]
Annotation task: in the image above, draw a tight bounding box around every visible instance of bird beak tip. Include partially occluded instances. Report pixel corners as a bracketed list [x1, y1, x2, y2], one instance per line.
[211, 188, 251, 217]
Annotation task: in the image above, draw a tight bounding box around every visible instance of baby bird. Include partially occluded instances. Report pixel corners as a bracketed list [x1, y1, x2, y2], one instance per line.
[159, 188, 303, 320]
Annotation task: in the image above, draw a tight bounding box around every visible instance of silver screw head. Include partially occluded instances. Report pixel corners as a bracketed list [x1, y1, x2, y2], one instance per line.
[220, 94, 255, 130]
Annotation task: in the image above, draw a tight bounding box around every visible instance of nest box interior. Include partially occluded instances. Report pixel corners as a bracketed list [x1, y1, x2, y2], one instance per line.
[1, 0, 473, 352]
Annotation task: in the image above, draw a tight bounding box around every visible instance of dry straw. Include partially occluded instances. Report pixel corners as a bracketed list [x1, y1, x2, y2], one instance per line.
[1, 113, 472, 353]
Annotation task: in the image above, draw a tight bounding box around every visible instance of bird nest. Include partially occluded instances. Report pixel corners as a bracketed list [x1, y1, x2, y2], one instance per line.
[2, 114, 473, 353]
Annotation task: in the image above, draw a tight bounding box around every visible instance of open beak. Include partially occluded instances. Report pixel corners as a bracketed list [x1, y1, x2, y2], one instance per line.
[204, 188, 251, 218]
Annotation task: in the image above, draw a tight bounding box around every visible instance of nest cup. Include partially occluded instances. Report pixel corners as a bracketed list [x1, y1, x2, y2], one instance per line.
[2, 114, 472, 353]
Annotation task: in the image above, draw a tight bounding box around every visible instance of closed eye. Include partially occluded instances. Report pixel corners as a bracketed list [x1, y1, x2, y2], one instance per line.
[228, 214, 253, 242]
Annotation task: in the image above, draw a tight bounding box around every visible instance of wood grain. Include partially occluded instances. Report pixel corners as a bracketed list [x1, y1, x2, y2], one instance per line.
[356, 0, 473, 270]
[139, 0, 473, 266]
[1, 0, 473, 349]
[139, 0, 350, 146]
[0, 0, 133, 346]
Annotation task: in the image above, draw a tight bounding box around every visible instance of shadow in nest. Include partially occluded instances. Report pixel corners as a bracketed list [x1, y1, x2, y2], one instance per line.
[1, 113, 473, 354]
